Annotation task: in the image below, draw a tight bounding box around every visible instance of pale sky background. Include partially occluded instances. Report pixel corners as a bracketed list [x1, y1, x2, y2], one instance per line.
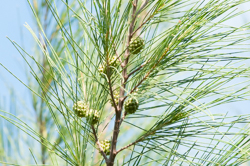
[0, 0, 34, 106]
[0, 0, 250, 165]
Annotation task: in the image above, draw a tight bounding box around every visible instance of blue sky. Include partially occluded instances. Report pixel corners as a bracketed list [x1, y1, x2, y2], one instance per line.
[0, 1, 34, 106]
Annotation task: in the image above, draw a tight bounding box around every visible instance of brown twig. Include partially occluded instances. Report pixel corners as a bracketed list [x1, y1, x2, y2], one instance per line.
[132, 2, 164, 37]
[116, 138, 143, 154]
[111, 0, 152, 133]
[130, 0, 150, 37]
[126, 47, 170, 99]
[91, 125, 109, 162]
[107, 1, 139, 165]
[116, 129, 157, 154]
[128, 60, 150, 78]
[131, 15, 152, 37]
[106, 19, 119, 114]
[136, 0, 150, 16]
[117, 114, 187, 154]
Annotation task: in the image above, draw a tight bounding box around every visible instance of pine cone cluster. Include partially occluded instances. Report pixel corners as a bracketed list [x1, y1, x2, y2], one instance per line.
[99, 140, 111, 155]
[73, 101, 100, 125]
[124, 98, 139, 114]
[98, 56, 119, 76]
[129, 37, 144, 54]
[86, 109, 100, 125]
[109, 90, 119, 107]
[73, 101, 88, 117]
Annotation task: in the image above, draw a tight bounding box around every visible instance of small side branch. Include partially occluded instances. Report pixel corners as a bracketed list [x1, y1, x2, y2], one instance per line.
[116, 137, 143, 154]
[127, 47, 169, 98]
[128, 60, 150, 78]
[91, 125, 109, 162]
[136, 0, 150, 16]
[127, 0, 140, 47]
[108, 1, 139, 165]
[132, 2, 163, 37]
[117, 129, 157, 154]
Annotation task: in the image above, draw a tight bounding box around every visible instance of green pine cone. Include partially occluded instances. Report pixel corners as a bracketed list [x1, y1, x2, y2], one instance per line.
[98, 64, 105, 73]
[109, 90, 119, 107]
[129, 37, 144, 54]
[124, 98, 139, 114]
[86, 109, 100, 125]
[73, 101, 88, 117]
[98, 56, 119, 76]
[110, 56, 119, 66]
[99, 140, 111, 155]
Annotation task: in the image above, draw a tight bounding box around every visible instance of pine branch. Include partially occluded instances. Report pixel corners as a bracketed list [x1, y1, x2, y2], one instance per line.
[127, 60, 150, 78]
[91, 125, 109, 162]
[3, 0, 250, 166]
[108, 0, 139, 165]
[131, 1, 163, 37]
[127, 47, 169, 97]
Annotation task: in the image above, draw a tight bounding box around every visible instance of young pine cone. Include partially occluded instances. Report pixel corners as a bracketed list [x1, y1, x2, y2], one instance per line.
[124, 98, 139, 114]
[128, 37, 145, 54]
[98, 56, 119, 76]
[99, 139, 111, 155]
[73, 101, 88, 117]
[86, 109, 100, 125]
[109, 90, 119, 107]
